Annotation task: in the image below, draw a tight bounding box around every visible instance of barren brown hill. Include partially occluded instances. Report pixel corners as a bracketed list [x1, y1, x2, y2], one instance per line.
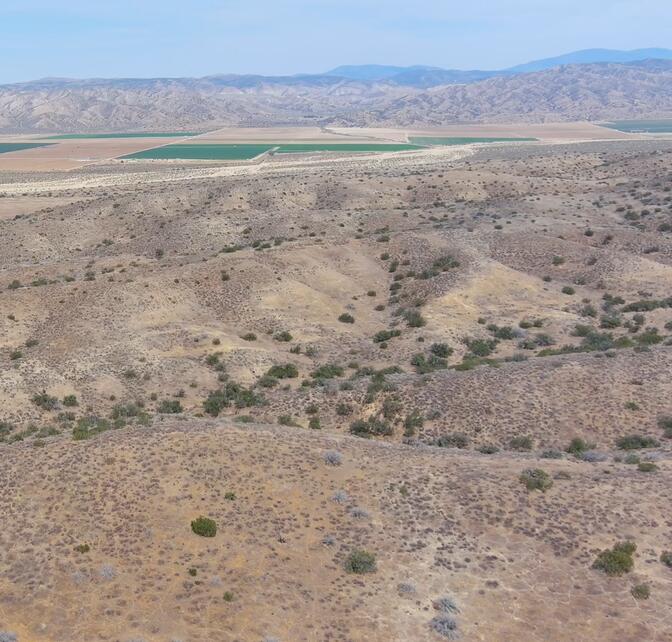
[2, 60, 672, 133]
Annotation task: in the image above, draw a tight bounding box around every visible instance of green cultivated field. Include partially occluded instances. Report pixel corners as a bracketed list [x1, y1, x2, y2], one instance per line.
[45, 132, 202, 140]
[122, 142, 423, 160]
[602, 120, 672, 133]
[122, 144, 276, 160]
[274, 143, 422, 153]
[0, 143, 54, 154]
[409, 136, 537, 146]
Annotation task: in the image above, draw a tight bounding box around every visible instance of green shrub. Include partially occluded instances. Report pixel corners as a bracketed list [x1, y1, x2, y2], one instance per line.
[430, 343, 453, 358]
[338, 313, 355, 324]
[62, 395, 79, 407]
[274, 331, 293, 342]
[311, 364, 344, 379]
[191, 516, 217, 537]
[75, 543, 90, 554]
[267, 364, 298, 379]
[203, 383, 264, 416]
[373, 329, 401, 343]
[465, 338, 498, 357]
[509, 435, 533, 451]
[660, 551, 672, 568]
[561, 286, 575, 295]
[32, 391, 59, 411]
[616, 434, 660, 450]
[350, 417, 392, 437]
[638, 462, 658, 473]
[592, 542, 636, 576]
[344, 549, 376, 574]
[308, 416, 321, 430]
[435, 433, 469, 449]
[631, 584, 650, 600]
[158, 399, 183, 414]
[566, 437, 592, 455]
[519, 468, 553, 492]
[241, 332, 257, 341]
[404, 309, 426, 328]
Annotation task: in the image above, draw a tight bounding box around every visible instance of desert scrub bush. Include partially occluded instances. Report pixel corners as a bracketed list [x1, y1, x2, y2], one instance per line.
[435, 433, 468, 449]
[9, 350, 22, 360]
[323, 450, 342, 466]
[430, 343, 453, 358]
[552, 255, 565, 266]
[273, 331, 293, 342]
[592, 541, 636, 576]
[338, 313, 355, 324]
[191, 516, 217, 537]
[32, 391, 58, 411]
[660, 551, 672, 568]
[203, 383, 264, 416]
[350, 416, 392, 437]
[638, 462, 658, 473]
[241, 332, 257, 341]
[62, 394, 78, 407]
[373, 329, 401, 343]
[429, 615, 459, 640]
[344, 549, 376, 574]
[257, 375, 278, 388]
[631, 584, 650, 600]
[465, 337, 498, 357]
[509, 435, 533, 451]
[519, 468, 553, 492]
[75, 543, 90, 554]
[72, 416, 112, 440]
[277, 414, 299, 427]
[410, 352, 447, 374]
[403, 410, 423, 437]
[403, 309, 426, 328]
[616, 434, 659, 450]
[562, 286, 576, 295]
[158, 399, 183, 414]
[566, 437, 593, 455]
[308, 416, 321, 430]
[478, 444, 499, 454]
[659, 416, 672, 438]
[8, 279, 21, 290]
[266, 364, 298, 379]
[311, 363, 344, 379]
[433, 596, 460, 614]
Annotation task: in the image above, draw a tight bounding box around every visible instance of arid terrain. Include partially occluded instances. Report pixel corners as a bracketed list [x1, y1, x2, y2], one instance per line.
[2, 60, 672, 133]
[1, 130, 672, 642]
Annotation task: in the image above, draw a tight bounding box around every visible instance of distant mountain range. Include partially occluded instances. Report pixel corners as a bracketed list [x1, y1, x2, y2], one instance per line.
[1, 50, 671, 132]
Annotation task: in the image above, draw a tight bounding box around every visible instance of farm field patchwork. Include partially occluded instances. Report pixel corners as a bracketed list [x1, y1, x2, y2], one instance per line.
[409, 136, 537, 145]
[274, 143, 423, 153]
[122, 143, 277, 160]
[601, 120, 672, 133]
[122, 142, 423, 160]
[0, 142, 54, 154]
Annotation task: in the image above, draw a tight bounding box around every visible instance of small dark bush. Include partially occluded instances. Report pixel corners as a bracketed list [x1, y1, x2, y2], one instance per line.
[344, 549, 376, 574]
[519, 468, 553, 492]
[592, 541, 636, 576]
[435, 433, 468, 449]
[631, 584, 650, 600]
[509, 435, 533, 451]
[191, 516, 217, 537]
[616, 434, 660, 450]
[338, 313, 355, 324]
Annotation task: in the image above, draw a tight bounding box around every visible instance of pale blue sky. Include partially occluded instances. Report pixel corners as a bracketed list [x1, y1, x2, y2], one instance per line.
[2, 0, 670, 83]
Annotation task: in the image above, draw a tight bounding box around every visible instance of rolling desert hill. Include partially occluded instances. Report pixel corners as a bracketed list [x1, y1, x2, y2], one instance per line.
[1, 132, 672, 640]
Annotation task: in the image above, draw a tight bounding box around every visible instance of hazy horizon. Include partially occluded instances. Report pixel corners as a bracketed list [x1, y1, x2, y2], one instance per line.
[1, 0, 671, 83]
